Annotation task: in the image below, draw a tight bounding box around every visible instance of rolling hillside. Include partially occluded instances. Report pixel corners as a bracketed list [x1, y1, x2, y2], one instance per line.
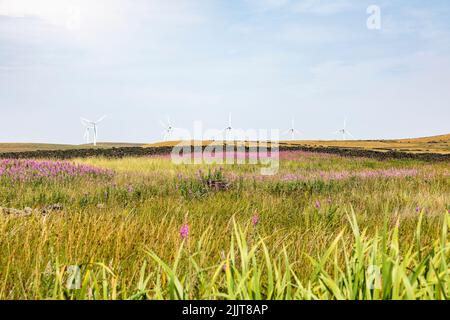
[0, 142, 145, 153]
[1, 134, 448, 154]
[281, 134, 450, 154]
[144, 134, 450, 154]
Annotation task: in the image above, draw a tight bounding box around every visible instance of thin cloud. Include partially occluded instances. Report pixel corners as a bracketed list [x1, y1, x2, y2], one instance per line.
[0, 0, 449, 143]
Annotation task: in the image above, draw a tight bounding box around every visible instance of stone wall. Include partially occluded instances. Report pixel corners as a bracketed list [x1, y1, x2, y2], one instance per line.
[0, 146, 449, 162]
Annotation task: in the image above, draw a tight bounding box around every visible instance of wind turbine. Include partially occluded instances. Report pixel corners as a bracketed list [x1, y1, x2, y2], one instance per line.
[80, 115, 106, 146]
[224, 113, 233, 140]
[160, 116, 177, 141]
[333, 119, 355, 140]
[283, 118, 301, 141]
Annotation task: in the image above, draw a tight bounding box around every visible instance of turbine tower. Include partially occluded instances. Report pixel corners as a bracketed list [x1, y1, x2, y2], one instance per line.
[334, 119, 355, 140]
[80, 115, 106, 146]
[284, 118, 301, 141]
[83, 126, 91, 143]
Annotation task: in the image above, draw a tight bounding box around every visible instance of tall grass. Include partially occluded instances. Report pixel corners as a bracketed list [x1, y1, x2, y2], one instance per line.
[0, 154, 448, 299]
[19, 211, 449, 300]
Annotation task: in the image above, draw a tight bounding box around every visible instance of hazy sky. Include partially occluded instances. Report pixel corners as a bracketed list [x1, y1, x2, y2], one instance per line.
[0, 0, 449, 143]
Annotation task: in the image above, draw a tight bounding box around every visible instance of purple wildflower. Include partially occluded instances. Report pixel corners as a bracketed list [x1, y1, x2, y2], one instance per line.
[180, 224, 189, 240]
[0, 159, 113, 182]
[315, 200, 321, 209]
[251, 214, 260, 227]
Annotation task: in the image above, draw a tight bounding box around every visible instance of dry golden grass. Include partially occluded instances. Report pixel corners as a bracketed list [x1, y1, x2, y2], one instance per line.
[0, 142, 145, 153]
[283, 136, 450, 154]
[144, 134, 450, 154]
[2, 133, 448, 154]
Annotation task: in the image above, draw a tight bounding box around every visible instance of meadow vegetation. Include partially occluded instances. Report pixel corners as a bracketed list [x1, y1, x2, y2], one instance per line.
[0, 151, 448, 299]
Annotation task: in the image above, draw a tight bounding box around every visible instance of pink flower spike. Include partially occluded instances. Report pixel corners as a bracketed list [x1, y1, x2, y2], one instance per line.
[251, 214, 260, 227]
[315, 200, 321, 209]
[180, 224, 189, 240]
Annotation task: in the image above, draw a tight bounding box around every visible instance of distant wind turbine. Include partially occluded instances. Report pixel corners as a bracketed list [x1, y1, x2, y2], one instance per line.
[160, 117, 179, 141]
[333, 119, 355, 140]
[225, 113, 233, 133]
[80, 115, 106, 146]
[223, 113, 233, 140]
[283, 118, 301, 140]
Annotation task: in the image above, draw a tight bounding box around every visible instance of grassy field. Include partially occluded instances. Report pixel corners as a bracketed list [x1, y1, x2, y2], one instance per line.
[0, 150, 449, 300]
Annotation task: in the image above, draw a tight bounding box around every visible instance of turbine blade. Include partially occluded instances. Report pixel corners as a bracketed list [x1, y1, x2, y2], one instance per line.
[159, 120, 167, 129]
[95, 115, 107, 123]
[346, 131, 355, 139]
[80, 117, 93, 126]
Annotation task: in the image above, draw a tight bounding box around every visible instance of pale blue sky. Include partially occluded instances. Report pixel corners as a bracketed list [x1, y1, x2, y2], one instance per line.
[0, 0, 449, 143]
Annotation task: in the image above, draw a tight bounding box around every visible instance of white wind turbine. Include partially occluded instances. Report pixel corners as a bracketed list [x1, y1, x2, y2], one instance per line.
[224, 113, 233, 140]
[283, 118, 301, 141]
[333, 119, 355, 140]
[160, 116, 178, 141]
[80, 115, 106, 146]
